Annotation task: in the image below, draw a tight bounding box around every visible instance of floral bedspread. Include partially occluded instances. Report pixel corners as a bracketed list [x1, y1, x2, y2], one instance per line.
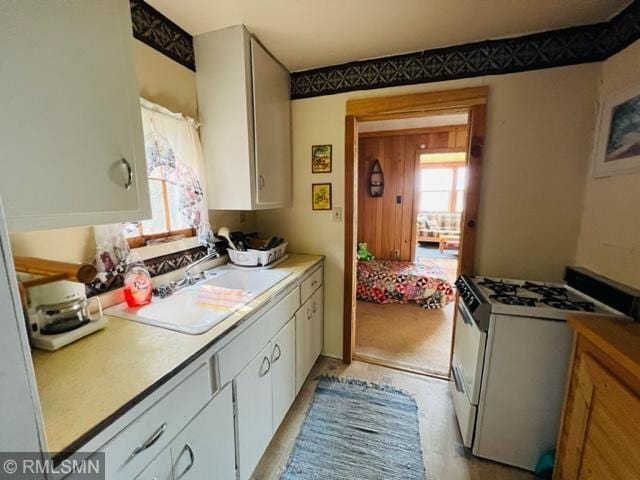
[356, 260, 455, 309]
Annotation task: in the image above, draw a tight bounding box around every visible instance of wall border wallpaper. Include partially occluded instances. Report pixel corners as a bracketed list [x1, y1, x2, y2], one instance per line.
[128, 0, 640, 98]
[290, 0, 640, 99]
[130, 0, 196, 71]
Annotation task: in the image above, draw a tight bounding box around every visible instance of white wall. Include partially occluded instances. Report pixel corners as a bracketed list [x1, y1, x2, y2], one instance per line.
[575, 40, 640, 290]
[257, 63, 600, 358]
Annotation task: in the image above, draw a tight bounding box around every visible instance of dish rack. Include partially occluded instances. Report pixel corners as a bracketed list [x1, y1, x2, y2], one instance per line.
[227, 242, 288, 267]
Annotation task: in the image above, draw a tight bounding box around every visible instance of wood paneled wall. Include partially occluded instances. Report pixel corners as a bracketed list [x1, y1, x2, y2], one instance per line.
[357, 126, 466, 260]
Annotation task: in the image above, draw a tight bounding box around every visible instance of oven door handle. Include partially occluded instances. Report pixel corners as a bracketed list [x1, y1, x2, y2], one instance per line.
[458, 300, 475, 326]
[451, 363, 465, 394]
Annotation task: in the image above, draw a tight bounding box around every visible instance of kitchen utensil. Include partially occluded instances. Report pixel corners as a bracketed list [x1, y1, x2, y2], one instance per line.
[217, 227, 237, 250]
[230, 231, 248, 251]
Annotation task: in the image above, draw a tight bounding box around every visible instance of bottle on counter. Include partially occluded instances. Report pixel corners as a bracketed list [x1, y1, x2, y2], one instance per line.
[123, 252, 152, 307]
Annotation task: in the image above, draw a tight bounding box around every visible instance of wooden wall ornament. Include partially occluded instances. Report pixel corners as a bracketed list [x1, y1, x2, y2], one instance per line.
[369, 159, 384, 197]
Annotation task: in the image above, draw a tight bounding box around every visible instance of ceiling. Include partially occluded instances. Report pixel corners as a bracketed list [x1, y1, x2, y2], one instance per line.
[359, 113, 468, 133]
[146, 0, 629, 72]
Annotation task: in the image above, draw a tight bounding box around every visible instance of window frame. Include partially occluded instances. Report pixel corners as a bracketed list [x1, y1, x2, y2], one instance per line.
[418, 160, 467, 214]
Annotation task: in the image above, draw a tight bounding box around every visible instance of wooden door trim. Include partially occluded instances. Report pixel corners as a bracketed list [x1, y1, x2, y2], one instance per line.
[359, 124, 464, 139]
[343, 115, 358, 362]
[346, 87, 488, 117]
[343, 88, 488, 363]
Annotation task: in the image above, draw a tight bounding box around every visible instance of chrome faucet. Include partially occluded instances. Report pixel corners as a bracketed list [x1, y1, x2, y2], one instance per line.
[183, 250, 221, 284]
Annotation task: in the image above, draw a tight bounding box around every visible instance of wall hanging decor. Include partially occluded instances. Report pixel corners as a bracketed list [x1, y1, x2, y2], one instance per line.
[312, 183, 332, 210]
[312, 144, 332, 173]
[369, 159, 384, 197]
[593, 83, 640, 177]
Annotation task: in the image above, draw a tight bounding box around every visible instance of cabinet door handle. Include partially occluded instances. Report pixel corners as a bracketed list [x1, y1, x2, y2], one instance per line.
[312, 301, 317, 313]
[130, 422, 167, 458]
[258, 175, 265, 190]
[271, 343, 282, 363]
[176, 443, 195, 478]
[121, 158, 133, 190]
[306, 306, 312, 319]
[259, 356, 271, 377]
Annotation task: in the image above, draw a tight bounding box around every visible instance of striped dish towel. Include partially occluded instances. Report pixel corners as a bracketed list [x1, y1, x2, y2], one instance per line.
[197, 285, 251, 310]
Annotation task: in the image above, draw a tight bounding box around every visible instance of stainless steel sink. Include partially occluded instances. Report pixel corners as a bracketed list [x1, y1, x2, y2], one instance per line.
[106, 266, 290, 334]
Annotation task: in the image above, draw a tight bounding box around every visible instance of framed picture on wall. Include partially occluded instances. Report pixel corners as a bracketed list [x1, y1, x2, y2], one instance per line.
[312, 145, 332, 173]
[593, 83, 640, 177]
[312, 183, 332, 210]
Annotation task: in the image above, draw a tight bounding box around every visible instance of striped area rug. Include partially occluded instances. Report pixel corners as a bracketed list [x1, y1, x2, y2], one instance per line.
[281, 376, 426, 480]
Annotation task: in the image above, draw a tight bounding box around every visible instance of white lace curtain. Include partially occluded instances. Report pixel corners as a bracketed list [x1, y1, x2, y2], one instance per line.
[93, 98, 211, 281]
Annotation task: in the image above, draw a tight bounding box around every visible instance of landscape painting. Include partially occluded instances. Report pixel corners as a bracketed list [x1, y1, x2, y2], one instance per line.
[312, 145, 332, 173]
[594, 84, 640, 177]
[606, 93, 640, 162]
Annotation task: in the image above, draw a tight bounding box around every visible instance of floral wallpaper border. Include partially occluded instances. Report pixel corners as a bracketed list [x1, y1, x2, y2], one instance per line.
[130, 0, 196, 71]
[128, 0, 639, 99]
[290, 1, 640, 99]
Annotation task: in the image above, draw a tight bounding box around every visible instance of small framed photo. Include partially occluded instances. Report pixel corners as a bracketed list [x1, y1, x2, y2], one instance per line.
[312, 183, 332, 210]
[593, 83, 640, 177]
[312, 144, 332, 173]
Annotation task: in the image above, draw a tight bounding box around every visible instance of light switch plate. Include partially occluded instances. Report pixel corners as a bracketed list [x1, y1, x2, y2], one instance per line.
[332, 207, 343, 222]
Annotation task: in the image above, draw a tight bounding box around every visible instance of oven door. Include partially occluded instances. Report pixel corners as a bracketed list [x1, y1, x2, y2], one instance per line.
[452, 299, 487, 405]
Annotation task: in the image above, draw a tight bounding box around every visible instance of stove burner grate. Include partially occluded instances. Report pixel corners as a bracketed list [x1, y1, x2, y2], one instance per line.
[523, 281, 567, 299]
[489, 294, 538, 307]
[542, 298, 595, 312]
[478, 279, 517, 295]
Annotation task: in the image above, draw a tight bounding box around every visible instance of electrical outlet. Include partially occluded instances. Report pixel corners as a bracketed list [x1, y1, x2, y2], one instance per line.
[332, 207, 343, 222]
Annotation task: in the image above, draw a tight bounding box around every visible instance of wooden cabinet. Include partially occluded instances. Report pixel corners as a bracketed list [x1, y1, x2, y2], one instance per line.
[296, 286, 324, 393]
[554, 316, 640, 480]
[194, 25, 291, 210]
[0, 0, 150, 232]
[170, 385, 235, 480]
[271, 319, 296, 431]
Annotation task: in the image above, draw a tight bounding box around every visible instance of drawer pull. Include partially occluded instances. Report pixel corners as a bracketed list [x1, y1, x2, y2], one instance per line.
[272, 343, 282, 363]
[176, 443, 195, 478]
[311, 279, 318, 287]
[259, 356, 271, 377]
[130, 422, 167, 458]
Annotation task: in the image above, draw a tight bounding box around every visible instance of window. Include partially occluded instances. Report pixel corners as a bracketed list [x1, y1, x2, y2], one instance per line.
[419, 163, 467, 213]
[122, 100, 208, 248]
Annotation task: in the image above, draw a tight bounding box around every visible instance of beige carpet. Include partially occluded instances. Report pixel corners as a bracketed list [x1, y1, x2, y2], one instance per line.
[355, 300, 454, 377]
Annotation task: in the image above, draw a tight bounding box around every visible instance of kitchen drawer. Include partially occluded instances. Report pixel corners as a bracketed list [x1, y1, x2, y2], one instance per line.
[300, 267, 322, 304]
[218, 287, 299, 386]
[102, 364, 211, 480]
[134, 450, 172, 480]
[450, 357, 476, 448]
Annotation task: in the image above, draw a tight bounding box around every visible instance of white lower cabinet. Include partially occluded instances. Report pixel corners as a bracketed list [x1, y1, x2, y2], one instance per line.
[235, 343, 274, 480]
[295, 286, 324, 393]
[271, 319, 296, 431]
[76, 264, 324, 480]
[170, 384, 236, 480]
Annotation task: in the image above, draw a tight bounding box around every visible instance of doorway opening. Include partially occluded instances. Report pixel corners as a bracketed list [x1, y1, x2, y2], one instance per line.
[342, 87, 487, 378]
[353, 114, 468, 377]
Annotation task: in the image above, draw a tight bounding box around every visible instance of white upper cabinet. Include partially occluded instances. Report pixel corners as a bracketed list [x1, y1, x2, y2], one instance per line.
[0, 0, 150, 232]
[195, 25, 291, 210]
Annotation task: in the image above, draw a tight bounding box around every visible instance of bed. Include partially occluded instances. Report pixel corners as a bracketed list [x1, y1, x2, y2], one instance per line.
[356, 259, 455, 309]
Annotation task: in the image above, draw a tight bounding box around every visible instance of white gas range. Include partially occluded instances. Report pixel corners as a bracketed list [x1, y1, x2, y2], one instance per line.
[450, 268, 636, 471]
